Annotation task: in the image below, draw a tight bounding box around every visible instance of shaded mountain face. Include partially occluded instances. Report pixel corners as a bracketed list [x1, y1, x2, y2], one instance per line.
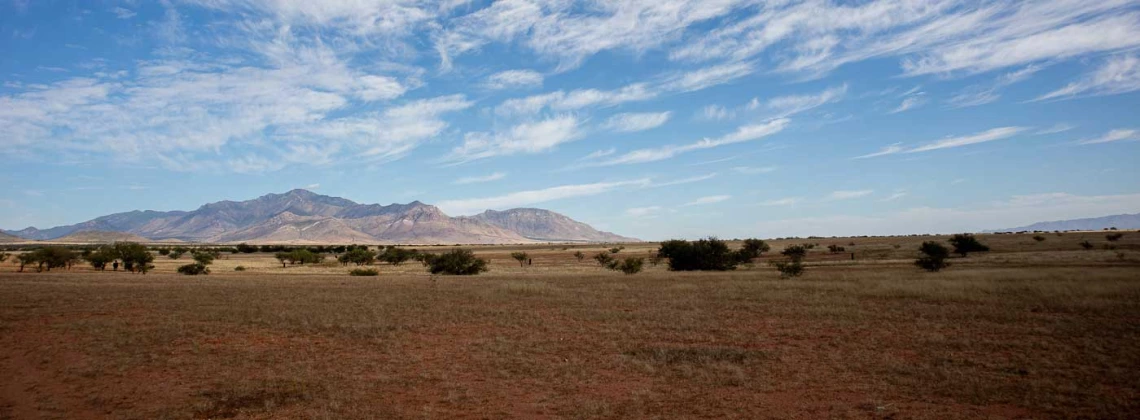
[989, 213, 1140, 233]
[466, 208, 637, 242]
[3, 190, 639, 244]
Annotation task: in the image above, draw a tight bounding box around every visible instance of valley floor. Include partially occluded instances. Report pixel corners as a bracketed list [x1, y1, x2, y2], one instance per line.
[1, 233, 1139, 419]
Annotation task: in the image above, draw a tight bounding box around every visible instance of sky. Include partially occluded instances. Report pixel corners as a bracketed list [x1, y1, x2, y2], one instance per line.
[2, 0, 1139, 240]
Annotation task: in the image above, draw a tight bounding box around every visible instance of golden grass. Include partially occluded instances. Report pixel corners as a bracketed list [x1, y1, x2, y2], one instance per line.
[0, 232, 1138, 418]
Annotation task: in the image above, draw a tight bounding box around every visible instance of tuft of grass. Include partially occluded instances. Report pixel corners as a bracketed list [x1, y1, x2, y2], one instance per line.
[348, 268, 379, 276]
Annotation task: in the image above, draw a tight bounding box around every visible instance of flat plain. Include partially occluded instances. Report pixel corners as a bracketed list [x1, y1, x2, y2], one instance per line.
[2, 232, 1139, 419]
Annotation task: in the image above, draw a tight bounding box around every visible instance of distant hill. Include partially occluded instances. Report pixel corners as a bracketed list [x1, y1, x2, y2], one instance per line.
[0, 231, 26, 243]
[3, 189, 639, 244]
[989, 213, 1140, 233]
[466, 208, 636, 242]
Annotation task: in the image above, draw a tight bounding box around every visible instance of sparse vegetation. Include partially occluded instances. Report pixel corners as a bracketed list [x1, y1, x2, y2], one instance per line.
[1080, 240, 1095, 250]
[349, 268, 379, 276]
[234, 266, 246, 272]
[770, 245, 807, 278]
[423, 249, 488, 275]
[1106, 233, 1124, 242]
[915, 241, 951, 272]
[656, 237, 744, 271]
[177, 263, 210, 275]
[338, 248, 377, 266]
[948, 233, 990, 257]
[573, 251, 585, 262]
[593, 251, 616, 268]
[1033, 235, 1046, 242]
[614, 257, 644, 274]
[510, 252, 529, 266]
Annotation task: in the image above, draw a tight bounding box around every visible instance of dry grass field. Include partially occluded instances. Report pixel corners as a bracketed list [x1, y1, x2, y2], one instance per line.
[2, 232, 1139, 419]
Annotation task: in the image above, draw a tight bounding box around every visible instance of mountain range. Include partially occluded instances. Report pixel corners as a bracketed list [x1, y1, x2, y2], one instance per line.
[989, 213, 1140, 233]
[2, 189, 637, 244]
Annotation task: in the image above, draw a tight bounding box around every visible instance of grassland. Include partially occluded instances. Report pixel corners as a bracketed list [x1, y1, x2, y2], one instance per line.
[1, 232, 1139, 419]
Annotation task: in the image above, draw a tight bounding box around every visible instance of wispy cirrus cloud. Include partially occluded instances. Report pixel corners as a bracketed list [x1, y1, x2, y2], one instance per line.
[601, 112, 671, 133]
[437, 178, 651, 215]
[482, 69, 544, 90]
[827, 190, 874, 200]
[1078, 129, 1138, 145]
[1036, 54, 1140, 101]
[445, 115, 582, 163]
[855, 127, 1028, 158]
[454, 172, 507, 185]
[684, 195, 731, 206]
[590, 118, 790, 166]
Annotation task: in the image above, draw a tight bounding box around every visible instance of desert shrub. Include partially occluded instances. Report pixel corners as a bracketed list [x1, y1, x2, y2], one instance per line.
[770, 245, 808, 278]
[594, 251, 616, 268]
[771, 260, 804, 278]
[24, 247, 75, 272]
[1106, 233, 1124, 242]
[573, 251, 585, 262]
[424, 249, 488, 275]
[234, 266, 246, 272]
[177, 263, 210, 275]
[648, 254, 663, 266]
[382, 248, 414, 266]
[236, 243, 259, 253]
[1033, 235, 1046, 242]
[157, 248, 171, 256]
[169, 249, 185, 259]
[657, 237, 740, 271]
[510, 252, 529, 266]
[338, 248, 377, 266]
[915, 241, 951, 272]
[615, 257, 644, 274]
[1079, 240, 1095, 250]
[948, 234, 989, 257]
[192, 250, 217, 265]
[349, 268, 379, 276]
[113, 242, 153, 273]
[85, 246, 118, 270]
[827, 244, 846, 253]
[0, 252, 7, 263]
[609, 246, 625, 254]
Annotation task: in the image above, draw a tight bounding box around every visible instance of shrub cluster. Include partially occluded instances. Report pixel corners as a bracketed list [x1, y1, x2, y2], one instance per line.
[915, 241, 951, 272]
[656, 237, 767, 271]
[349, 268, 379, 276]
[423, 249, 488, 275]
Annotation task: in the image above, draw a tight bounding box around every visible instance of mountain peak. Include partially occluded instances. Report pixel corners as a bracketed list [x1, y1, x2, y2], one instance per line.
[3, 191, 638, 244]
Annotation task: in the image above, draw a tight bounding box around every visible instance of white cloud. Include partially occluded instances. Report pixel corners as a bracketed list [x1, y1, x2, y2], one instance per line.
[454, 172, 507, 185]
[1078, 129, 1139, 145]
[1035, 124, 1075, 135]
[663, 62, 754, 92]
[889, 95, 927, 114]
[305, 183, 321, 190]
[112, 7, 137, 19]
[651, 173, 718, 188]
[495, 83, 655, 116]
[751, 192, 1140, 237]
[595, 118, 790, 166]
[1036, 54, 1140, 101]
[671, 1, 1140, 78]
[853, 143, 904, 159]
[483, 69, 544, 90]
[438, 178, 651, 215]
[447, 115, 581, 163]
[907, 126, 1027, 153]
[765, 84, 847, 117]
[827, 190, 873, 200]
[700, 104, 735, 120]
[601, 111, 671, 133]
[759, 197, 800, 206]
[183, 0, 436, 36]
[857, 127, 1027, 159]
[732, 166, 776, 174]
[684, 195, 731, 206]
[881, 191, 907, 202]
[626, 206, 663, 217]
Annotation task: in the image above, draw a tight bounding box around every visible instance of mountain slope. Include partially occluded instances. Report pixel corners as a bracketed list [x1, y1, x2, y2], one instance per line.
[3, 190, 636, 244]
[466, 208, 638, 242]
[49, 231, 152, 243]
[991, 213, 1140, 232]
[0, 231, 26, 243]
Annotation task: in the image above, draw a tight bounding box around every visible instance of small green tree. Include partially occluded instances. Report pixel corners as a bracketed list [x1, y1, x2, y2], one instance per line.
[915, 241, 951, 272]
[657, 237, 741, 271]
[339, 248, 377, 266]
[192, 250, 216, 265]
[85, 246, 117, 270]
[608, 246, 624, 254]
[115, 242, 154, 274]
[948, 234, 989, 257]
[425, 249, 488, 275]
[510, 252, 529, 267]
[0, 252, 8, 264]
[382, 248, 414, 266]
[275, 252, 290, 267]
[17, 253, 37, 272]
[740, 238, 771, 259]
[770, 245, 807, 278]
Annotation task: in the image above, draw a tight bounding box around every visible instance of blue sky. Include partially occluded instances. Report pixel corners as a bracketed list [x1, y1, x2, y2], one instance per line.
[2, 0, 1139, 240]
